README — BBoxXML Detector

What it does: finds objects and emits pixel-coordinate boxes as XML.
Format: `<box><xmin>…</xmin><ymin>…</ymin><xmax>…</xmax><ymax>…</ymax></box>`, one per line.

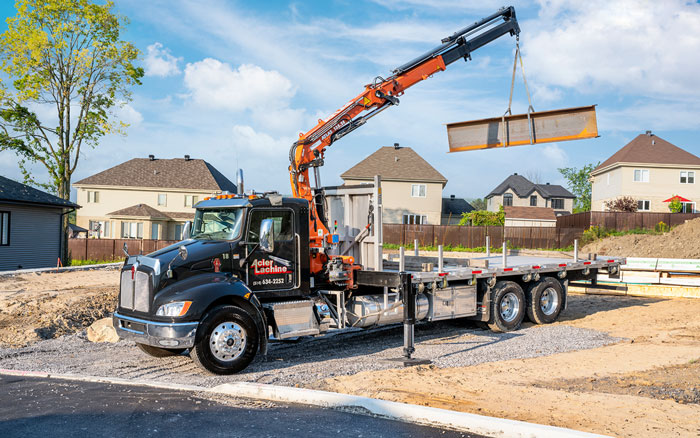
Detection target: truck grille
<box><xmin>120</xmin><ymin>270</ymin><xmax>151</xmax><ymax>312</ymax></box>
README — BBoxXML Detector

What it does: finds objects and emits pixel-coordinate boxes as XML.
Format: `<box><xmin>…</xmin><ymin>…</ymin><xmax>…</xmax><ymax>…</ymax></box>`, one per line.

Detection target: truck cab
<box><xmin>113</xmin><ymin>194</ymin><xmax>313</xmax><ymax>374</ymax></box>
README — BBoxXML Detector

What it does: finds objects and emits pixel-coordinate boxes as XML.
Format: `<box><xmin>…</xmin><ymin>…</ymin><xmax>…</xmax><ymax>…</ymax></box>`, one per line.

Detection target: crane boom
<box><xmin>290</xmin><ymin>6</ymin><xmax>520</xmax><ymax>275</ymax></box>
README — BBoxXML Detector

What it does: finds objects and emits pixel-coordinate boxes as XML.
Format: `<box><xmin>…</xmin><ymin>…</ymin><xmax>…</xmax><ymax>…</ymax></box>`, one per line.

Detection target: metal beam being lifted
<box><xmin>446</xmin><ymin>105</ymin><xmax>598</xmax><ymax>152</ymax></box>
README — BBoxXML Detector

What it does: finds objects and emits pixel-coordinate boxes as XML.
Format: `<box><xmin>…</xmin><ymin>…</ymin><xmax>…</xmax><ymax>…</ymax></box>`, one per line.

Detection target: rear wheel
<box><xmin>526</xmin><ymin>277</ymin><xmax>564</xmax><ymax>324</ymax></box>
<box><xmin>136</xmin><ymin>343</ymin><xmax>186</xmax><ymax>357</ymax></box>
<box><xmin>190</xmin><ymin>305</ymin><xmax>259</xmax><ymax>375</ymax></box>
<box><xmin>487</xmin><ymin>281</ymin><xmax>526</xmax><ymax>332</ymax></box>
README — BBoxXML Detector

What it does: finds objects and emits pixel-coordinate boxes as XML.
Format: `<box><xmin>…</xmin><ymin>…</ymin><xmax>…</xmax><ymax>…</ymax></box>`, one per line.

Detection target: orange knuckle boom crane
<box><xmin>289</xmin><ymin>6</ymin><xmax>520</xmax><ymax>279</ymax></box>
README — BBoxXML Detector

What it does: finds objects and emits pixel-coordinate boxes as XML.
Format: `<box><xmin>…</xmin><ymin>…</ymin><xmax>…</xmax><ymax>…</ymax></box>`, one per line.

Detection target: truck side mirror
<box><xmin>259</xmin><ymin>219</ymin><xmax>275</xmax><ymax>253</ymax></box>
<box><xmin>182</xmin><ymin>221</ymin><xmax>192</xmax><ymax>240</ymax></box>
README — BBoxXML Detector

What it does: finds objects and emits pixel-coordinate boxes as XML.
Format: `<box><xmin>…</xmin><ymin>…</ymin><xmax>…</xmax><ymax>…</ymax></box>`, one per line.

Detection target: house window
<box><xmin>174</xmin><ymin>223</ymin><xmax>183</xmax><ymax>240</ymax></box>
<box><xmin>184</xmin><ymin>195</ymin><xmax>199</xmax><ymax>207</ymax></box>
<box><xmin>530</xmin><ymin>195</ymin><xmax>537</xmax><ymax>206</ymax></box>
<box><xmin>0</xmin><ymin>211</ymin><xmax>9</xmax><ymax>246</ymax></box>
<box><xmin>158</xmin><ymin>193</ymin><xmax>167</xmax><ymax>206</ymax></box>
<box><xmin>503</xmin><ymin>193</ymin><xmax>513</xmax><ymax>206</ymax></box>
<box><xmin>637</xmin><ymin>200</ymin><xmax>650</xmax><ymax>211</ymax></box>
<box><xmin>121</xmin><ymin>222</ymin><xmax>143</xmax><ymax>239</ymax></box>
<box><xmin>151</xmin><ymin>223</ymin><xmax>160</xmax><ymax>240</ymax></box>
<box><xmin>403</xmin><ymin>214</ymin><xmax>427</xmax><ymax>225</ymax></box>
<box><xmin>87</xmin><ymin>191</ymin><xmax>99</xmax><ymax>203</ymax></box>
<box><xmin>551</xmin><ymin>198</ymin><xmax>564</xmax><ymax>209</ymax></box>
<box><xmin>411</xmin><ymin>184</ymin><xmax>426</xmax><ymax>198</ymax></box>
<box><xmin>682</xmin><ymin>202</ymin><xmax>696</xmax><ymax>213</ymax></box>
<box><xmin>633</xmin><ymin>169</ymin><xmax>649</xmax><ymax>182</ymax></box>
<box><xmin>680</xmin><ymin>171</ymin><xmax>695</xmax><ymax>184</ymax></box>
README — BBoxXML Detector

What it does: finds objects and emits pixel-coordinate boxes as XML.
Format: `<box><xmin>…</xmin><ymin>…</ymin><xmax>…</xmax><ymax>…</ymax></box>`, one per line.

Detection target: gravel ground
<box><xmin>0</xmin><ymin>320</ymin><xmax>621</xmax><ymax>388</ymax></box>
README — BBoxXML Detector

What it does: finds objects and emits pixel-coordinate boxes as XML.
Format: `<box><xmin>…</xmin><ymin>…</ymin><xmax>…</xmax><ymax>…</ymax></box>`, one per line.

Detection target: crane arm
<box><xmin>289</xmin><ymin>6</ymin><xmax>520</xmax><ymax>272</ymax></box>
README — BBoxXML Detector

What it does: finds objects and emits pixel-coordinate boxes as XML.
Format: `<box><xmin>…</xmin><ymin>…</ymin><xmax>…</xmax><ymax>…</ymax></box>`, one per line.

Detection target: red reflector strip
<box><xmin>438</xmin><ymin>272</ymin><xmax>448</xmax><ymax>277</ymax></box>
<box><xmin>607</xmin><ymin>259</ymin><xmax>615</xmax><ymax>263</ymax></box>
<box><xmin>503</xmin><ymin>268</ymin><xmax>513</xmax><ymax>272</ymax></box>
<box><xmin>559</xmin><ymin>263</ymin><xmax>567</xmax><ymax>267</ymax></box>
<box><xmin>584</xmin><ymin>261</ymin><xmax>591</xmax><ymax>265</ymax></box>
<box><xmin>532</xmin><ymin>266</ymin><xmax>540</xmax><ymax>269</ymax></box>
<box><xmin>472</xmin><ymin>270</ymin><xmax>482</xmax><ymax>274</ymax></box>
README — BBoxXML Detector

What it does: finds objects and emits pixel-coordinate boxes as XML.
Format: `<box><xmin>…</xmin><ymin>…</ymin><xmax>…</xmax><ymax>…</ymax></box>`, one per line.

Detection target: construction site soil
<box><xmin>1</xmin><ymin>268</ymin><xmax>699</xmax><ymax>437</ymax></box>
<box><xmin>582</xmin><ymin>216</ymin><xmax>700</xmax><ymax>259</ymax></box>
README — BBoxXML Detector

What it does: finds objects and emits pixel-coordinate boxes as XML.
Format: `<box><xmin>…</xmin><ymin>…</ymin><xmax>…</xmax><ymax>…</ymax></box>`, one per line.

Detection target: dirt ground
<box><xmin>2</xmin><ymin>269</ymin><xmax>700</xmax><ymax>437</ymax></box>
<box><xmin>0</xmin><ymin>269</ymin><xmax>119</xmax><ymax>348</ymax></box>
<box><xmin>582</xmin><ymin>217</ymin><xmax>700</xmax><ymax>259</ymax></box>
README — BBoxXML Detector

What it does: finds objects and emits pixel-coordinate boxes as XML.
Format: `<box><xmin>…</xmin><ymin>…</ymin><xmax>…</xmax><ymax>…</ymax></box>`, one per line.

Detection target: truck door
<box><xmin>245</xmin><ymin>208</ymin><xmax>298</xmax><ymax>291</ymax></box>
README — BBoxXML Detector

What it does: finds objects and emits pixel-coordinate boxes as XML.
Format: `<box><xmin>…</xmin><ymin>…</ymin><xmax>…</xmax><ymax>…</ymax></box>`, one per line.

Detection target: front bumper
<box><xmin>113</xmin><ymin>312</ymin><xmax>198</xmax><ymax>349</ymax></box>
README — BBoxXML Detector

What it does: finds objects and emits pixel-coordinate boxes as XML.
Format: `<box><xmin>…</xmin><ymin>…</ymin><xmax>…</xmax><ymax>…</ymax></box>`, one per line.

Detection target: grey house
<box><xmin>486</xmin><ymin>173</ymin><xmax>576</xmax><ymax>216</ymax></box>
<box><xmin>0</xmin><ymin>176</ymin><xmax>79</xmax><ymax>271</ymax></box>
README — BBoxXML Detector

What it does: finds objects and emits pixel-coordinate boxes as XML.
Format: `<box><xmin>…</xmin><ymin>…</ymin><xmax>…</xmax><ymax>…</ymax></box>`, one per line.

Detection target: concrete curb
<box><xmin>0</xmin><ymin>369</ymin><xmax>608</xmax><ymax>438</ymax></box>
<box><xmin>0</xmin><ymin>262</ymin><xmax>121</xmax><ymax>276</ymax></box>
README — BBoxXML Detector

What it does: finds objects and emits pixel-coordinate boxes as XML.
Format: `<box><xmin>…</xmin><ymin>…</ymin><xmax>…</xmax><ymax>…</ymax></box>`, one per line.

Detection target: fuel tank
<box><xmin>345</xmin><ymin>293</ymin><xmax>429</xmax><ymax>328</ymax></box>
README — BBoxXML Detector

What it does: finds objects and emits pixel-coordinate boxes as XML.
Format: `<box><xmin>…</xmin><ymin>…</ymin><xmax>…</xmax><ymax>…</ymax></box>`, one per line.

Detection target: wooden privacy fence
<box><xmin>384</xmin><ymin>224</ymin><xmax>584</xmax><ymax>249</ymax></box>
<box><xmin>557</xmin><ymin>211</ymin><xmax>700</xmax><ymax>230</ymax></box>
<box><xmin>68</xmin><ymin>238</ymin><xmax>178</xmax><ymax>261</ymax></box>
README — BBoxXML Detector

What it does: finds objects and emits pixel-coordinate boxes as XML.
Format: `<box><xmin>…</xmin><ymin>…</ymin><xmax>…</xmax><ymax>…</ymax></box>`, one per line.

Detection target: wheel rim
<box><xmin>500</xmin><ymin>292</ymin><xmax>520</xmax><ymax>322</ymax></box>
<box><xmin>540</xmin><ymin>287</ymin><xmax>559</xmax><ymax>315</ymax></box>
<box><xmin>209</xmin><ymin>321</ymin><xmax>247</xmax><ymax>362</ymax></box>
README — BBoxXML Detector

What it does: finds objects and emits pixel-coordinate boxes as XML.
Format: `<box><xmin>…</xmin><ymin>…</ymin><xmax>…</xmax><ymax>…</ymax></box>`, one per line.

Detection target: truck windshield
<box><xmin>191</xmin><ymin>208</ymin><xmax>244</xmax><ymax>241</ymax></box>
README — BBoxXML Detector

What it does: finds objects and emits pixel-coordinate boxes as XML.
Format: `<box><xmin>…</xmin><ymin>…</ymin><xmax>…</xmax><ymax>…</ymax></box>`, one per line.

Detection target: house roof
<box><xmin>341</xmin><ymin>146</ymin><xmax>447</xmax><ymax>185</ymax></box>
<box><xmin>486</xmin><ymin>174</ymin><xmax>575</xmax><ymax>199</ymax></box>
<box><xmin>68</xmin><ymin>223</ymin><xmax>88</xmax><ymax>233</ymax></box>
<box><xmin>73</xmin><ymin>157</ymin><xmax>237</xmax><ymax>192</ymax></box>
<box><xmin>0</xmin><ymin>175</ymin><xmax>79</xmax><ymax>209</ymax></box>
<box><xmin>504</xmin><ymin>206</ymin><xmax>556</xmax><ymax>221</ymax></box>
<box><xmin>442</xmin><ymin>196</ymin><xmax>474</xmax><ymax>216</ymax></box>
<box><xmin>107</xmin><ymin>204</ymin><xmax>195</xmax><ymax>221</ymax></box>
<box><xmin>594</xmin><ymin>132</ymin><xmax>700</xmax><ymax>174</ymax></box>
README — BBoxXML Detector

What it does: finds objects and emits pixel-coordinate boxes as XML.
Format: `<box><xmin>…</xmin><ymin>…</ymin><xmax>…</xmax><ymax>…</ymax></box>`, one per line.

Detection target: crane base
<box><xmin>383</xmin><ymin>357</ymin><xmax>432</xmax><ymax>367</ymax></box>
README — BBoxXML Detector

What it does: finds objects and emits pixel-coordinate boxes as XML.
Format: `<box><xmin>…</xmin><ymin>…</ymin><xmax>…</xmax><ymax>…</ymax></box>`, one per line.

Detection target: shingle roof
<box><xmin>594</xmin><ymin>133</ymin><xmax>700</xmax><ymax>173</ymax></box>
<box><xmin>341</xmin><ymin>146</ymin><xmax>447</xmax><ymax>185</ymax></box>
<box><xmin>486</xmin><ymin>174</ymin><xmax>575</xmax><ymax>199</ymax></box>
<box><xmin>0</xmin><ymin>175</ymin><xmax>79</xmax><ymax>208</ymax></box>
<box><xmin>442</xmin><ymin>197</ymin><xmax>474</xmax><ymax>215</ymax></box>
<box><xmin>106</xmin><ymin>204</ymin><xmax>195</xmax><ymax>221</ymax></box>
<box><xmin>73</xmin><ymin>157</ymin><xmax>237</xmax><ymax>191</ymax></box>
<box><xmin>504</xmin><ymin>206</ymin><xmax>556</xmax><ymax>221</ymax></box>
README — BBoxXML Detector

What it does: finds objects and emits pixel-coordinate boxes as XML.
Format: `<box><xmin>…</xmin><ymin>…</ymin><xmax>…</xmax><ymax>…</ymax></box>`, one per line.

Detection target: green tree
<box><xmin>459</xmin><ymin>206</ymin><xmax>504</xmax><ymax>226</ymax></box>
<box><xmin>468</xmin><ymin>197</ymin><xmax>487</xmax><ymax>211</ymax></box>
<box><xmin>0</xmin><ymin>0</ymin><xmax>143</xmax><ymax>262</ymax></box>
<box><xmin>558</xmin><ymin>162</ymin><xmax>600</xmax><ymax>212</ymax></box>
<box><xmin>668</xmin><ymin>196</ymin><xmax>683</xmax><ymax>213</ymax></box>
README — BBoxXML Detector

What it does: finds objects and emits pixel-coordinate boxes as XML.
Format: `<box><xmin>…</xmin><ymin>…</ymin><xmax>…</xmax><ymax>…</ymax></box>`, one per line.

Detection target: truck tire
<box><xmin>136</xmin><ymin>343</ymin><xmax>186</xmax><ymax>357</ymax></box>
<box><xmin>487</xmin><ymin>281</ymin><xmax>526</xmax><ymax>332</ymax></box>
<box><xmin>526</xmin><ymin>277</ymin><xmax>564</xmax><ymax>324</ymax></box>
<box><xmin>190</xmin><ymin>305</ymin><xmax>259</xmax><ymax>375</ymax></box>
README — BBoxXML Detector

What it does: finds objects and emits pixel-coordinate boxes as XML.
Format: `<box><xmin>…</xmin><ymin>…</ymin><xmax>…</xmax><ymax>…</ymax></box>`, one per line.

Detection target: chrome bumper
<box><xmin>113</xmin><ymin>312</ymin><xmax>198</xmax><ymax>349</ymax></box>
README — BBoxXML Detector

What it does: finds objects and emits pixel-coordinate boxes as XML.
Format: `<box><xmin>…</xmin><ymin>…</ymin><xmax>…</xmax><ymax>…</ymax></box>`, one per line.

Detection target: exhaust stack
<box><xmin>236</xmin><ymin>169</ymin><xmax>244</xmax><ymax>195</ymax></box>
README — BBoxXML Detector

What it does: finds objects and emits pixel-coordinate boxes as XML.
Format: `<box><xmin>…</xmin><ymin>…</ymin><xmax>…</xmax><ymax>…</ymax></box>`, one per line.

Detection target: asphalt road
<box><xmin>0</xmin><ymin>374</ymin><xmax>483</xmax><ymax>438</ymax></box>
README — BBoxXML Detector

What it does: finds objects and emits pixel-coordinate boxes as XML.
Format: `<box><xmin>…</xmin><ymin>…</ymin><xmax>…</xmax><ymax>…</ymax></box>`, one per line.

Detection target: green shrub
<box><xmin>459</xmin><ymin>206</ymin><xmax>505</xmax><ymax>226</ymax></box>
<box><xmin>654</xmin><ymin>221</ymin><xmax>669</xmax><ymax>233</ymax></box>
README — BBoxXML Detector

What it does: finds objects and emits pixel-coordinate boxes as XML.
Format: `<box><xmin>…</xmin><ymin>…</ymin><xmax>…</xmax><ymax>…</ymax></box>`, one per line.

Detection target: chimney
<box><xmin>450</xmin><ymin>194</ymin><xmax>455</xmax><ymax>199</ymax></box>
<box><xmin>148</xmin><ymin>154</ymin><xmax>155</xmax><ymax>161</ymax></box>
<box><xmin>646</xmin><ymin>130</ymin><xmax>652</xmax><ymax>136</ymax></box>
<box><xmin>394</xmin><ymin>142</ymin><xmax>400</xmax><ymax>149</ymax></box>
<box><xmin>514</xmin><ymin>172</ymin><xmax>518</xmax><ymax>175</ymax></box>
<box><xmin>546</xmin><ymin>182</ymin><xmax>550</xmax><ymax>185</ymax></box>
<box><xmin>184</xmin><ymin>155</ymin><xmax>191</xmax><ymax>161</ymax></box>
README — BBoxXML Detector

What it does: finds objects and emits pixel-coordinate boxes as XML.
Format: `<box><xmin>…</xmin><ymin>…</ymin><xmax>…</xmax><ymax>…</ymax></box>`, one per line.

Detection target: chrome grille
<box><xmin>120</xmin><ymin>271</ymin><xmax>134</xmax><ymax>309</ymax></box>
<box><xmin>134</xmin><ymin>271</ymin><xmax>150</xmax><ymax>312</ymax></box>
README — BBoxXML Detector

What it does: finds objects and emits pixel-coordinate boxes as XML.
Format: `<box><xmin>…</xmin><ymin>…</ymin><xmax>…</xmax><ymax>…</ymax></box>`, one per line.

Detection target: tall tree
<box><xmin>0</xmin><ymin>0</ymin><xmax>142</xmax><ymax>262</ymax></box>
<box><xmin>468</xmin><ymin>197</ymin><xmax>487</xmax><ymax>211</ymax></box>
<box><xmin>558</xmin><ymin>162</ymin><xmax>599</xmax><ymax>213</ymax></box>
<box><xmin>0</xmin><ymin>0</ymin><xmax>142</xmax><ymax>197</ymax></box>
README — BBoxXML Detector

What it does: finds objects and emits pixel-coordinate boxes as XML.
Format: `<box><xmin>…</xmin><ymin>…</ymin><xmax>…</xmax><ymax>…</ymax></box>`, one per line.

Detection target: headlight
<box><xmin>156</xmin><ymin>301</ymin><xmax>192</xmax><ymax>317</ymax></box>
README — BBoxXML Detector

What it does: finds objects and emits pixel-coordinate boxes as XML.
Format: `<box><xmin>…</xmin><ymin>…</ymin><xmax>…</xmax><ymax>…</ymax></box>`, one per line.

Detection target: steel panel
<box><xmin>446</xmin><ymin>105</ymin><xmax>598</xmax><ymax>152</ymax></box>
<box><xmin>120</xmin><ymin>271</ymin><xmax>134</xmax><ymax>309</ymax></box>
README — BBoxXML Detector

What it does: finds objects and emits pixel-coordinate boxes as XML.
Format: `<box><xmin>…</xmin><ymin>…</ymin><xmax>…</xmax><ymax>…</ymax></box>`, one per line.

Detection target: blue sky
<box><xmin>1</xmin><ymin>0</ymin><xmax>700</xmax><ymax>201</ymax></box>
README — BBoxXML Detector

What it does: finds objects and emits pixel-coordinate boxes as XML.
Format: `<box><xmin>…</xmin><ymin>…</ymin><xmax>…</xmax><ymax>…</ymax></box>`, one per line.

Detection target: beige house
<box><xmin>73</xmin><ymin>155</ymin><xmax>237</xmax><ymax>240</ymax></box>
<box><xmin>504</xmin><ymin>206</ymin><xmax>557</xmax><ymax>227</ymax></box>
<box><xmin>341</xmin><ymin>144</ymin><xmax>447</xmax><ymax>225</ymax></box>
<box><xmin>591</xmin><ymin>132</ymin><xmax>700</xmax><ymax>213</ymax></box>
<box><xmin>486</xmin><ymin>173</ymin><xmax>575</xmax><ymax>215</ymax></box>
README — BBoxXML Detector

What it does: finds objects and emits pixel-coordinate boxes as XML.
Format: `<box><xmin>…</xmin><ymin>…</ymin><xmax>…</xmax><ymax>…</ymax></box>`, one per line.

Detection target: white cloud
<box><xmin>230</xmin><ymin>125</ymin><xmax>293</xmax><ymax>158</ymax></box>
<box><xmin>523</xmin><ymin>0</ymin><xmax>700</xmax><ymax>99</ymax></box>
<box><xmin>113</xmin><ymin>103</ymin><xmax>143</xmax><ymax>126</ymax></box>
<box><xmin>144</xmin><ymin>42</ymin><xmax>182</xmax><ymax>77</ymax></box>
<box><xmin>539</xmin><ymin>143</ymin><xmax>568</xmax><ymax>167</ymax></box>
<box><xmin>183</xmin><ymin>59</ymin><xmax>296</xmax><ymax>112</ymax></box>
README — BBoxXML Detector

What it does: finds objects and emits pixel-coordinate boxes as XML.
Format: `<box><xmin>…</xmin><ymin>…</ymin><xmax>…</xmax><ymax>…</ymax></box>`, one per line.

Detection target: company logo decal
<box><xmin>251</xmin><ymin>259</ymin><xmax>291</xmax><ymax>275</ymax></box>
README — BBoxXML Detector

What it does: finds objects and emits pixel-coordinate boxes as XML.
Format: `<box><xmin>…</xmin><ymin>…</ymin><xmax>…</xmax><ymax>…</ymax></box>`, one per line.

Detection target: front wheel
<box><xmin>487</xmin><ymin>281</ymin><xmax>526</xmax><ymax>333</ymax></box>
<box><xmin>190</xmin><ymin>305</ymin><xmax>259</xmax><ymax>375</ymax></box>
